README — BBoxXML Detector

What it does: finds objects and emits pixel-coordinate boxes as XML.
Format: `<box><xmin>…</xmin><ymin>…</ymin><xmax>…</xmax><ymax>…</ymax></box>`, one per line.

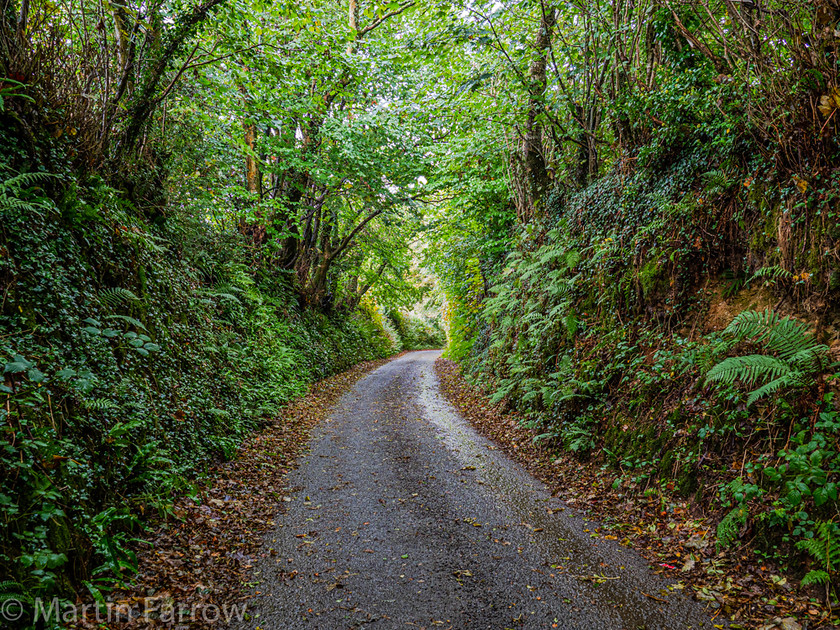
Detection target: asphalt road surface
<box><xmin>234</xmin><ymin>351</ymin><xmax>718</xmax><ymax>630</ymax></box>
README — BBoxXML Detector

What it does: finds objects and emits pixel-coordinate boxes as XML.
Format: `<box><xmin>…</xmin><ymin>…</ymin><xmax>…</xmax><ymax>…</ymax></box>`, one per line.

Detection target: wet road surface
<box><xmin>235</xmin><ymin>351</ymin><xmax>718</xmax><ymax>629</ymax></box>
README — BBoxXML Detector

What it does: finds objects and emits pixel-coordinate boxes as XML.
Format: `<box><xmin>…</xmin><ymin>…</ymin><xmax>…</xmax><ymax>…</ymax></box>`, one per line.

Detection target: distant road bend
<box><xmin>234</xmin><ymin>351</ymin><xmax>717</xmax><ymax>630</ymax></box>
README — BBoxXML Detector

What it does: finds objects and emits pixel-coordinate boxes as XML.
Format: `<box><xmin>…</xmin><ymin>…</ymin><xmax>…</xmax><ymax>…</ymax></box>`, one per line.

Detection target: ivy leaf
<box><xmin>4</xmin><ymin>355</ymin><xmax>33</xmax><ymax>373</ymax></box>
<box><xmin>27</xmin><ymin>368</ymin><xmax>46</xmax><ymax>384</ymax></box>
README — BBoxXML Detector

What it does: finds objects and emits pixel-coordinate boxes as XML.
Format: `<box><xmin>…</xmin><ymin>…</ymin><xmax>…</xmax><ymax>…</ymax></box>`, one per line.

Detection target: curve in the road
<box><xmin>234</xmin><ymin>351</ymin><xmax>719</xmax><ymax>630</ymax></box>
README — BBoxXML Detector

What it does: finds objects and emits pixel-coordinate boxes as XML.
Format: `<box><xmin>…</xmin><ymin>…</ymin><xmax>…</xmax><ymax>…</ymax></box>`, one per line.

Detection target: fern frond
<box><xmin>796</xmin><ymin>521</ymin><xmax>840</xmax><ymax>586</ymax></box>
<box><xmin>198</xmin><ymin>290</ymin><xmax>242</xmax><ymax>305</ymax></box>
<box><xmin>764</xmin><ymin>317</ymin><xmax>817</xmax><ymax>360</ymax></box>
<box><xmin>788</xmin><ymin>344</ymin><xmax>831</xmax><ymax>373</ymax></box>
<box><xmin>564</xmin><ymin>312</ymin><xmax>579</xmax><ymax>337</ymax></box>
<box><xmin>0</xmin><ymin>580</ymin><xmax>30</xmax><ymax>604</ymax></box>
<box><xmin>223</xmin><ymin>265</ymin><xmax>255</xmax><ymax>289</ymax></box>
<box><xmin>750</xmin><ymin>265</ymin><xmax>793</xmax><ymax>284</ymax></box>
<box><xmin>746</xmin><ymin>373</ymin><xmax>803</xmax><ymax>405</ymax></box>
<box><xmin>212</xmin><ymin>283</ymin><xmax>243</xmax><ymax>295</ymax></box>
<box><xmin>0</xmin><ymin>171</ymin><xmax>55</xmax><ymax>192</ymax></box>
<box><xmin>716</xmin><ymin>505</ymin><xmax>747</xmax><ymax>551</ymax></box>
<box><xmin>709</xmin><ymin>309</ymin><xmax>828</xmax><ymax>405</ymax></box>
<box><xmin>705</xmin><ymin>354</ymin><xmax>791</xmax><ymax>386</ymax></box>
<box><xmin>803</xmin><ymin>521</ymin><xmax>840</xmax><ymax>565</ymax></box>
<box><xmin>564</xmin><ymin>423</ymin><xmax>596</xmax><ymax>452</ymax></box>
<box><xmin>0</xmin><ymin>172</ymin><xmax>57</xmax><ymax>219</ymax></box>
<box><xmin>701</xmin><ymin>169</ymin><xmax>731</xmax><ymax>197</ymax></box>
<box><xmin>800</xmin><ymin>569</ymin><xmax>830</xmax><ymax>586</ymax></box>
<box><xmin>0</xmin><ymin>196</ymin><xmax>39</xmax><ymax>211</ymax></box>
<box><xmin>81</xmin><ymin>398</ymin><xmax>119</xmax><ymax>411</ymax></box>
<box><xmin>122</xmin><ymin>229</ymin><xmax>168</xmax><ymax>253</ymax></box>
<box><xmin>723</xmin><ymin>308</ymin><xmax>780</xmax><ymax>344</ymax></box>
<box><xmin>681</xmin><ymin>338</ymin><xmax>727</xmax><ymax>373</ymax></box>
<box><xmin>98</xmin><ymin>287</ymin><xmax>141</xmax><ymax>309</ymax></box>
<box><xmin>538</xmin><ymin>245</ymin><xmax>564</xmax><ymax>265</ymax></box>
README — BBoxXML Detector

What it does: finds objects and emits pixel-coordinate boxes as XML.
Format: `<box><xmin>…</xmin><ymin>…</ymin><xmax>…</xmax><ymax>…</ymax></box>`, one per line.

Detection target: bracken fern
<box><xmin>750</xmin><ymin>265</ymin><xmax>794</xmax><ymax>285</ymax></box>
<box><xmin>716</xmin><ymin>504</ymin><xmax>748</xmax><ymax>551</ymax></box>
<box><xmin>796</xmin><ymin>520</ymin><xmax>840</xmax><ymax>601</ymax></box>
<box><xmin>705</xmin><ymin>309</ymin><xmax>831</xmax><ymax>406</ymax></box>
<box><xmin>98</xmin><ymin>287</ymin><xmax>141</xmax><ymax>309</ymax></box>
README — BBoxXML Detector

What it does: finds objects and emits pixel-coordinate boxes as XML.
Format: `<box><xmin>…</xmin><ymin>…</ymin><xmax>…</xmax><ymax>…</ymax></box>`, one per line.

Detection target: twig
<box><xmin>568</xmin><ymin>573</ymin><xmax>621</xmax><ymax>581</ymax></box>
<box><xmin>357</xmin><ymin>1</ymin><xmax>415</xmax><ymax>38</ymax></box>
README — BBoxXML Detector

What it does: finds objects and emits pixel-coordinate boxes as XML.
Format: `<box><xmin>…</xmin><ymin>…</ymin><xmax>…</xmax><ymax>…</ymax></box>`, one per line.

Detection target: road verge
<box><xmin>71</xmin><ymin>357</ymin><xmax>392</xmax><ymax>629</ymax></box>
<box><xmin>435</xmin><ymin>357</ymin><xmax>832</xmax><ymax>630</ymax></box>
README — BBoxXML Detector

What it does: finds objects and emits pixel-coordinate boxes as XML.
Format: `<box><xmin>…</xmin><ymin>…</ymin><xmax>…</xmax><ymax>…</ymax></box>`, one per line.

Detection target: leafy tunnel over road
<box><xmin>234</xmin><ymin>351</ymin><xmax>718</xmax><ymax>629</ymax></box>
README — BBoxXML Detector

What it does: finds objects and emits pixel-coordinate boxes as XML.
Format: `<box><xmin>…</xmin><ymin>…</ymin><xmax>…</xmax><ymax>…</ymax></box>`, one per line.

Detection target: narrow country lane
<box><xmin>235</xmin><ymin>351</ymin><xmax>718</xmax><ymax>630</ymax></box>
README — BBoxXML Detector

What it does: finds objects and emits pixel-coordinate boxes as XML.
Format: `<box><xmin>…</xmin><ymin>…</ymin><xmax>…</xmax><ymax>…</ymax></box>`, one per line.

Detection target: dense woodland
<box><xmin>1</xmin><ymin>0</ymin><xmax>840</xmax><ymax>625</ymax></box>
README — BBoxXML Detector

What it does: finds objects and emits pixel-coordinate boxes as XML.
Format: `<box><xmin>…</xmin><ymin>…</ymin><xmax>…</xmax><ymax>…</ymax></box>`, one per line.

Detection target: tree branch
<box><xmin>331</xmin><ymin>209</ymin><xmax>384</xmax><ymax>261</ymax></box>
<box><xmin>357</xmin><ymin>1</ymin><xmax>415</xmax><ymax>38</ymax></box>
<box><xmin>116</xmin><ymin>0</ymin><xmax>229</xmax><ymax>158</ymax></box>
<box><xmin>154</xmin><ymin>43</ymin><xmax>263</xmax><ymax>106</ymax></box>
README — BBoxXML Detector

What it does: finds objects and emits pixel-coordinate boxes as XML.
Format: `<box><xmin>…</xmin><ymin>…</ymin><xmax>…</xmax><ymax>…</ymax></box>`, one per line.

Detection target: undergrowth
<box><xmin>0</xmin><ymin>172</ymin><xmax>398</xmax><ymax>612</ymax></box>
<box><xmin>448</xmin><ymin>133</ymin><xmax>840</xmax><ymax>603</ymax></box>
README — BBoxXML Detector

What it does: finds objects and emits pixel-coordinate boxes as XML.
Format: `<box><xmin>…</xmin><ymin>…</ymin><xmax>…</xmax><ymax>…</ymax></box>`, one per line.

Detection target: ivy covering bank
<box><xmin>0</xmin><ymin>172</ymin><xmax>401</xmax><ymax>600</ymax></box>
<box><xmin>1</xmin><ymin>0</ymin><xmax>449</xmax><ymax>610</ymax></box>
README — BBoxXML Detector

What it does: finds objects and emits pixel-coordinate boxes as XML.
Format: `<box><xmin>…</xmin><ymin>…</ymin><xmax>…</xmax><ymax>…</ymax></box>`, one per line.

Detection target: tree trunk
<box><xmin>110</xmin><ymin>2</ymin><xmax>129</xmax><ymax>73</ymax></box>
<box><xmin>522</xmin><ymin>3</ymin><xmax>556</xmax><ymax>221</ymax></box>
<box><xmin>343</xmin><ymin>262</ymin><xmax>387</xmax><ymax>311</ymax></box>
<box><xmin>16</xmin><ymin>0</ymin><xmax>29</xmax><ymax>39</ymax></box>
<box><xmin>117</xmin><ymin>0</ymin><xmax>229</xmax><ymax>158</ymax></box>
<box><xmin>243</xmin><ymin>122</ymin><xmax>260</xmax><ymax>195</ymax></box>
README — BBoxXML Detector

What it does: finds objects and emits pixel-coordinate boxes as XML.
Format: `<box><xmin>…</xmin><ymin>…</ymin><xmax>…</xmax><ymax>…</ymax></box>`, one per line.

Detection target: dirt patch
<box><xmin>435</xmin><ymin>358</ymin><xmax>839</xmax><ymax>630</ymax></box>
<box><xmin>704</xmin><ymin>281</ymin><xmax>775</xmax><ymax>333</ymax></box>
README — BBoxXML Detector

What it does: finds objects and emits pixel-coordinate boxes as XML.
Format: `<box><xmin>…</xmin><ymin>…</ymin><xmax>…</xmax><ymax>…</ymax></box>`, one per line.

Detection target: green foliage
<box><xmin>0</xmin><ymin>173</ymin><xmax>396</xmax><ymax>604</ymax></box>
<box><xmin>0</xmin><ymin>172</ymin><xmax>55</xmax><ymax>214</ymax></box>
<box><xmin>0</xmin><ymin>79</ymin><xmax>34</xmax><ymax>112</ymax></box>
<box><xmin>717</xmin><ymin>505</ymin><xmax>748</xmax><ymax>552</ymax></box>
<box><xmin>563</xmin><ymin>419</ymin><xmax>597</xmax><ymax>454</ymax></box>
<box><xmin>763</xmin><ymin>405</ymin><xmax>840</xmax><ymax>514</ymax></box>
<box><xmin>4</xmin><ymin>0</ymin><xmax>839</xmax><ymax>610</ymax></box>
<box><xmin>432</xmin><ymin>33</ymin><xmax>840</xmax><ymax>584</ymax></box>
<box><xmin>751</xmin><ymin>265</ymin><xmax>794</xmax><ymax>285</ymax></box>
<box><xmin>97</xmin><ymin>288</ymin><xmax>141</xmax><ymax>310</ymax></box>
<box><xmin>705</xmin><ymin>309</ymin><xmax>832</xmax><ymax>406</ymax></box>
<box><xmin>86</xmin><ymin>508</ymin><xmax>143</xmax><ymax>587</ymax></box>
<box><xmin>386</xmin><ymin>309</ymin><xmax>445</xmax><ymax>351</ymax></box>
<box><xmin>796</xmin><ymin>520</ymin><xmax>840</xmax><ymax>599</ymax></box>
<box><xmin>0</xmin><ymin>580</ymin><xmax>31</xmax><ymax>623</ymax></box>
